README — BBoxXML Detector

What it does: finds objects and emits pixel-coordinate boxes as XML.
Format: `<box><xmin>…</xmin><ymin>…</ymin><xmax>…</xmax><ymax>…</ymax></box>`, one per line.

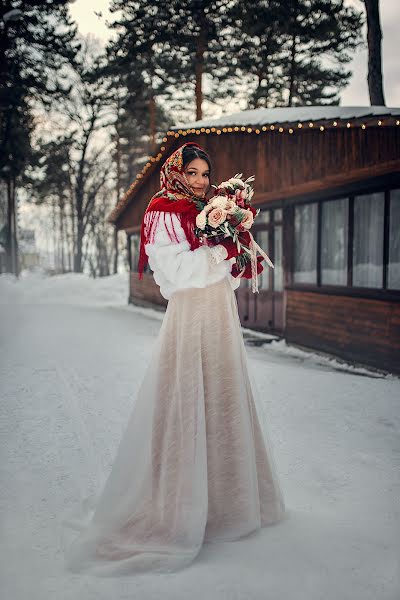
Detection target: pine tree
<box><xmin>0</xmin><ymin>1</ymin><xmax>79</xmax><ymax>274</ymax></box>
<box><xmin>282</xmin><ymin>0</ymin><xmax>364</xmax><ymax>106</ymax></box>
<box><xmin>235</xmin><ymin>0</ymin><xmax>363</xmax><ymax>108</ymax></box>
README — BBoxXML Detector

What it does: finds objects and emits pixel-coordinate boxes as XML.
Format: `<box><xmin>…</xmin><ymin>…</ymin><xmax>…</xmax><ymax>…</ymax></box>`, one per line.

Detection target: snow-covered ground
<box><xmin>1</xmin><ymin>269</ymin><xmax>399</xmax><ymax>600</ymax></box>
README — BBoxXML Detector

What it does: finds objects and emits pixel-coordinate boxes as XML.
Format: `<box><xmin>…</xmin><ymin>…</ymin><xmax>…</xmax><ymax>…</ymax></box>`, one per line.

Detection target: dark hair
<box><xmin>182</xmin><ymin>145</ymin><xmax>212</xmax><ymax>178</ymax></box>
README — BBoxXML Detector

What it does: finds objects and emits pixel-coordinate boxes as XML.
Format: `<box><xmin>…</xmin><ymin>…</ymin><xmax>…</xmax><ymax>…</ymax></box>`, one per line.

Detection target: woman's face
<box><xmin>184</xmin><ymin>158</ymin><xmax>210</xmax><ymax>197</ymax></box>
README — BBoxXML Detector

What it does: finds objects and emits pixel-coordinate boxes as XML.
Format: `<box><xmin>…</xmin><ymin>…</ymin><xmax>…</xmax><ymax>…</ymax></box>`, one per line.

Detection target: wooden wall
<box><xmin>129</xmin><ymin>272</ymin><xmax>167</xmax><ymax>309</ymax></box>
<box><xmin>116</xmin><ymin>126</ymin><xmax>400</xmax><ymax>229</ymax></box>
<box><xmin>286</xmin><ymin>290</ymin><xmax>400</xmax><ymax>374</ymax></box>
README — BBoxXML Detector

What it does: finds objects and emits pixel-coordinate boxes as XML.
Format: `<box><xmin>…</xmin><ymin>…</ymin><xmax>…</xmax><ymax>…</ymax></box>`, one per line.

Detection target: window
<box><xmin>353</xmin><ymin>193</ymin><xmax>384</xmax><ymax>288</ymax></box>
<box><xmin>257</xmin><ymin>209</ymin><xmax>270</xmax><ymax>224</ymax></box>
<box><xmin>257</xmin><ymin>229</ymin><xmax>270</xmax><ymax>289</ymax></box>
<box><xmin>274</xmin><ymin>225</ymin><xmax>283</xmax><ymax>291</ymax></box>
<box><xmin>321</xmin><ymin>198</ymin><xmax>348</xmax><ymax>285</ymax></box>
<box><xmin>388</xmin><ymin>189</ymin><xmax>400</xmax><ymax>290</ymax></box>
<box><xmin>294</xmin><ymin>203</ymin><xmax>317</xmax><ymax>283</ymax></box>
<box><xmin>130</xmin><ymin>233</ymin><xmax>140</xmax><ymax>272</ymax></box>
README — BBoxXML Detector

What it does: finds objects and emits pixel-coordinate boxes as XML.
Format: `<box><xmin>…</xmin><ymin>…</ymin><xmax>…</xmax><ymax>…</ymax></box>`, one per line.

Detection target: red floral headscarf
<box><xmin>137</xmin><ymin>142</ymin><xmax>208</xmax><ymax>279</ymax></box>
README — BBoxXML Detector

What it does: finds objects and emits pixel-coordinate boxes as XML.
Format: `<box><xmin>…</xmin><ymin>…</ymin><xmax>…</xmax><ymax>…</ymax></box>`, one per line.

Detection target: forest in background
<box><xmin>1</xmin><ymin>0</ymin><xmax>385</xmax><ymax>277</ymax></box>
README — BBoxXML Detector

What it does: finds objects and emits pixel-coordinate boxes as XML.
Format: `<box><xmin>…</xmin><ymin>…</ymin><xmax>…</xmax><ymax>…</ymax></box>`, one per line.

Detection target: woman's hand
<box><xmin>217</xmin><ymin>237</ymin><xmax>242</xmax><ymax>260</ymax></box>
<box><xmin>231</xmin><ymin>255</ymin><xmax>264</xmax><ymax>279</ymax></box>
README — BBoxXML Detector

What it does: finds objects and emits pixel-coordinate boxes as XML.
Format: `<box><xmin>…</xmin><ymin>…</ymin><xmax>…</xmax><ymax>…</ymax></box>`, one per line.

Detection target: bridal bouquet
<box><xmin>193</xmin><ymin>174</ymin><xmax>274</xmax><ymax>293</ymax></box>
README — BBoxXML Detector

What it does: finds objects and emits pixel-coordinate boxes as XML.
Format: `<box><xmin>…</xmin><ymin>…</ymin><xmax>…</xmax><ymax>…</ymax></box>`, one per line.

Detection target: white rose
<box><xmin>196</xmin><ymin>210</ymin><xmax>207</xmax><ymax>230</ymax></box>
<box><xmin>209</xmin><ymin>195</ymin><xmax>229</xmax><ymax>209</ymax></box>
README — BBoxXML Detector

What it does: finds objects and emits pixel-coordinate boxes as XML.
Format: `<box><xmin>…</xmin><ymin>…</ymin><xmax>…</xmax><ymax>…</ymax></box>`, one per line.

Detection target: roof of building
<box><xmin>174</xmin><ymin>105</ymin><xmax>400</xmax><ymax>129</ymax></box>
<box><xmin>108</xmin><ymin>105</ymin><xmax>400</xmax><ymax>224</ymax></box>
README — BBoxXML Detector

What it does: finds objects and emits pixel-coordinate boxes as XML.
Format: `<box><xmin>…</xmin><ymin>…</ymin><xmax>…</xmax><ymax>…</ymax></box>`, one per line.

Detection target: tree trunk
<box><xmin>114</xmin><ymin>100</ymin><xmax>122</xmax><ymax>274</ymax></box>
<box><xmin>287</xmin><ymin>33</ymin><xmax>297</xmax><ymax>107</ymax></box>
<box><xmin>195</xmin><ymin>10</ymin><xmax>208</xmax><ymax>120</ymax></box>
<box><xmin>149</xmin><ymin>92</ymin><xmax>156</xmax><ymax>153</ymax></box>
<box><xmin>364</xmin><ymin>0</ymin><xmax>385</xmax><ymax>105</ymax></box>
<box><xmin>5</xmin><ymin>176</ymin><xmax>19</xmax><ymax>276</ymax></box>
<box><xmin>59</xmin><ymin>193</ymin><xmax>66</xmax><ymax>273</ymax></box>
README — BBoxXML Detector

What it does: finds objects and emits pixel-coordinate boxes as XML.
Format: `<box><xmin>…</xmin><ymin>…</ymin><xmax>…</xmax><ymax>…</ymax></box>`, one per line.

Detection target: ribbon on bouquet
<box><xmin>247</xmin><ymin>231</ymin><xmax>274</xmax><ymax>294</ymax></box>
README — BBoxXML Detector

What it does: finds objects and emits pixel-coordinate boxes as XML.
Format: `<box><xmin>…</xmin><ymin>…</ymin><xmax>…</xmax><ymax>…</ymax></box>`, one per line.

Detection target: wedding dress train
<box><xmin>62</xmin><ymin>277</ymin><xmax>286</xmax><ymax>575</ymax></box>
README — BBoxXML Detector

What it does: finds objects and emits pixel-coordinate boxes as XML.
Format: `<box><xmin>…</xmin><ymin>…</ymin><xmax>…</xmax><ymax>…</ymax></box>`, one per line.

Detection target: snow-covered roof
<box><xmin>108</xmin><ymin>105</ymin><xmax>400</xmax><ymax>224</ymax></box>
<box><xmin>173</xmin><ymin>106</ymin><xmax>400</xmax><ymax>129</ymax></box>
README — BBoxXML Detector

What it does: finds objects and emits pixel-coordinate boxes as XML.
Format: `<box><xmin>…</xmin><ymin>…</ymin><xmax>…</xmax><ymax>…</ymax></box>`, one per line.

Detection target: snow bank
<box><xmin>0</xmin><ymin>268</ymin><xmax>129</xmax><ymax>307</ymax></box>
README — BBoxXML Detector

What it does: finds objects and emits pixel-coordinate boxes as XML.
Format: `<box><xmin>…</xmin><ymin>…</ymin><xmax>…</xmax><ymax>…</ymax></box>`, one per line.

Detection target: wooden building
<box><xmin>108</xmin><ymin>106</ymin><xmax>400</xmax><ymax>374</ymax></box>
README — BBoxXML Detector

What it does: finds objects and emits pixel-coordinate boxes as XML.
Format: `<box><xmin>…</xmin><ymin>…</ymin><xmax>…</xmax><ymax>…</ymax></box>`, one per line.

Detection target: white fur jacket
<box><xmin>144</xmin><ymin>211</ymin><xmax>241</xmax><ymax>300</ymax></box>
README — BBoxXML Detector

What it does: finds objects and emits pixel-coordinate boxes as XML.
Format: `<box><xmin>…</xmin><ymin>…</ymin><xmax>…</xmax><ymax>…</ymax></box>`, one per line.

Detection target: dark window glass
<box><xmin>258</xmin><ymin>229</ymin><xmax>270</xmax><ymax>289</ymax></box>
<box><xmin>388</xmin><ymin>189</ymin><xmax>400</xmax><ymax>290</ymax></box>
<box><xmin>294</xmin><ymin>203</ymin><xmax>317</xmax><ymax>283</ymax></box>
<box><xmin>274</xmin><ymin>225</ymin><xmax>283</xmax><ymax>291</ymax></box>
<box><xmin>257</xmin><ymin>209</ymin><xmax>270</xmax><ymax>224</ymax></box>
<box><xmin>353</xmin><ymin>193</ymin><xmax>384</xmax><ymax>288</ymax></box>
<box><xmin>321</xmin><ymin>198</ymin><xmax>348</xmax><ymax>285</ymax></box>
<box><xmin>130</xmin><ymin>233</ymin><xmax>140</xmax><ymax>272</ymax></box>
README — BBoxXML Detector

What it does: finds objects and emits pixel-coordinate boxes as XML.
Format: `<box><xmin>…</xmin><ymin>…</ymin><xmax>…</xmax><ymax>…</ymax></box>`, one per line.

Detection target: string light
<box><xmin>111</xmin><ymin>115</ymin><xmax>400</xmax><ymax>224</ymax></box>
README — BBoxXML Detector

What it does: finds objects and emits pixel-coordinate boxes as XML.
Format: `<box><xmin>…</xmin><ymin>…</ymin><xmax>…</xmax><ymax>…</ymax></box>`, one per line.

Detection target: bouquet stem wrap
<box><xmin>248</xmin><ymin>232</ymin><xmax>274</xmax><ymax>294</ymax></box>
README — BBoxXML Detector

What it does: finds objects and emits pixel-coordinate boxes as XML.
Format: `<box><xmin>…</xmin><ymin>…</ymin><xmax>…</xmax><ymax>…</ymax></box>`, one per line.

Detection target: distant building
<box><xmin>108</xmin><ymin>106</ymin><xmax>400</xmax><ymax>374</ymax></box>
<box><xmin>18</xmin><ymin>228</ymin><xmax>41</xmax><ymax>271</ymax></box>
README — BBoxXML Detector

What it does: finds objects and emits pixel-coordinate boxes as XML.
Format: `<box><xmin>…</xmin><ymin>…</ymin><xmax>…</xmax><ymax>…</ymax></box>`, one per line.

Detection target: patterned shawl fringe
<box><xmin>138</xmin><ymin>209</ymin><xmax>200</xmax><ymax>279</ymax></box>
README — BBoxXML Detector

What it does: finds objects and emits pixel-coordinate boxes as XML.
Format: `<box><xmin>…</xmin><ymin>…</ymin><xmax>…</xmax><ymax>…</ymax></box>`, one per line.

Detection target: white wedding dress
<box><xmin>62</xmin><ymin>213</ymin><xmax>286</xmax><ymax>575</ymax></box>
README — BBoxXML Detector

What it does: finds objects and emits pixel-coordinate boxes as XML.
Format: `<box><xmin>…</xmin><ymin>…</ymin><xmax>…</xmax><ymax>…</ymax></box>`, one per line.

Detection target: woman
<box><xmin>63</xmin><ymin>142</ymin><xmax>286</xmax><ymax>576</ymax></box>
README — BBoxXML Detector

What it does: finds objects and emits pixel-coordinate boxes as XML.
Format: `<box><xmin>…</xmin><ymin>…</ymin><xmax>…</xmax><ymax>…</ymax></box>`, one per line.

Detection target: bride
<box><xmin>62</xmin><ymin>141</ymin><xmax>286</xmax><ymax>576</ymax></box>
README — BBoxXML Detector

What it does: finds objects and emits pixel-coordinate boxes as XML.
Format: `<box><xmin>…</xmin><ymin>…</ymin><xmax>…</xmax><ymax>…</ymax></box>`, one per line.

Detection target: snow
<box><xmin>1</xmin><ymin>269</ymin><xmax>399</xmax><ymax>600</ymax></box>
<box><xmin>177</xmin><ymin>105</ymin><xmax>400</xmax><ymax>129</ymax></box>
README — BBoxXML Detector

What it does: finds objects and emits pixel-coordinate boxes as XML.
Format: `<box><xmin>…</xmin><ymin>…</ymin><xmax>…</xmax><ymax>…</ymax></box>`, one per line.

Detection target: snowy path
<box><xmin>0</xmin><ymin>271</ymin><xmax>399</xmax><ymax>599</ymax></box>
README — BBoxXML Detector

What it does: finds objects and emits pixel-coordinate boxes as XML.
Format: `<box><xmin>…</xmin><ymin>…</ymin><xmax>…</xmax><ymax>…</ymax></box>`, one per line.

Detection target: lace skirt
<box><xmin>62</xmin><ymin>276</ymin><xmax>286</xmax><ymax>575</ymax></box>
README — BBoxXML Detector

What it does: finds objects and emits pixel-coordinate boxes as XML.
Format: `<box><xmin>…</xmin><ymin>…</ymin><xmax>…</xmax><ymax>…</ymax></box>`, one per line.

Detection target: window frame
<box><xmin>287</xmin><ymin>184</ymin><xmax>400</xmax><ymax>301</ymax></box>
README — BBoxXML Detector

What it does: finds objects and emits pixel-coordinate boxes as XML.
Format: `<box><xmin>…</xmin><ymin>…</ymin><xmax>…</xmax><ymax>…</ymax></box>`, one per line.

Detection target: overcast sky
<box><xmin>68</xmin><ymin>0</ymin><xmax>400</xmax><ymax>109</ymax></box>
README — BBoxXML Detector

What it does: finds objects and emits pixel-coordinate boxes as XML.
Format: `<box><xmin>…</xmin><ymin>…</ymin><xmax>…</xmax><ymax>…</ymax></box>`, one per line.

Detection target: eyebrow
<box><xmin>186</xmin><ymin>167</ymin><xmax>210</xmax><ymax>172</ymax></box>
